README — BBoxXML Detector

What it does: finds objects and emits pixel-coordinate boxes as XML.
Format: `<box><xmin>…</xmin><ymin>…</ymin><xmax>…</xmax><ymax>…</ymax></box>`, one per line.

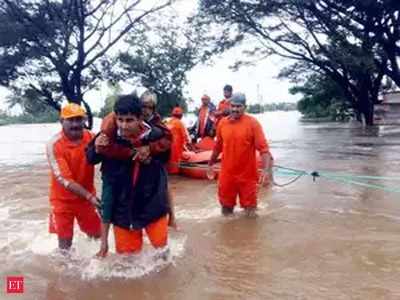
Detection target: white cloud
<box><xmin>185</xmin><ymin>47</ymin><xmax>299</xmax><ymax>108</ymax></box>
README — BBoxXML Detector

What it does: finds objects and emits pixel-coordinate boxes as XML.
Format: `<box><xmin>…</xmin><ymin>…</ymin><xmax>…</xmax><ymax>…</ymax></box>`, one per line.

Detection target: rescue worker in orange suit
<box><xmin>46</xmin><ymin>103</ymin><xmax>101</xmax><ymax>250</ymax></box>
<box><xmin>190</xmin><ymin>94</ymin><xmax>216</xmax><ymax>143</ymax></box>
<box><xmin>214</xmin><ymin>84</ymin><xmax>233</xmax><ymax>127</ymax></box>
<box><xmin>208</xmin><ymin>93</ymin><xmax>273</xmax><ymax>218</ymax></box>
<box><xmin>166</xmin><ymin>107</ymin><xmax>190</xmax><ymax>174</ymax></box>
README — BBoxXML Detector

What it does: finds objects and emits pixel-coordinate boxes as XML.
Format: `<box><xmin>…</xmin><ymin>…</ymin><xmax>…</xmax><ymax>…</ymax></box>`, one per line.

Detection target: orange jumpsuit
<box><xmin>215</xmin><ymin>114</ymin><xmax>270</xmax><ymax>208</ymax></box>
<box><xmin>166</xmin><ymin>116</ymin><xmax>190</xmax><ymax>174</ymax></box>
<box><xmin>46</xmin><ymin>130</ymin><xmax>100</xmax><ymax>239</ymax></box>
<box><xmin>215</xmin><ymin>99</ymin><xmax>231</xmax><ymax>128</ymax></box>
<box><xmin>218</xmin><ymin>99</ymin><xmax>231</xmax><ymax>114</ymax></box>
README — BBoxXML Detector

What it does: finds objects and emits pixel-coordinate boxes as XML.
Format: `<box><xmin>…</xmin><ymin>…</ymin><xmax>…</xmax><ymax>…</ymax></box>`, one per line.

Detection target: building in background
<box><xmin>374</xmin><ymin>90</ymin><xmax>400</xmax><ymax>125</ymax></box>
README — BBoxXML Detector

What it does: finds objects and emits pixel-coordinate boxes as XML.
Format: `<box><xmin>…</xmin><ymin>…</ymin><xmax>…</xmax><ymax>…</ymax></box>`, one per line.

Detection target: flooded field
<box><xmin>1</xmin><ymin>112</ymin><xmax>400</xmax><ymax>299</ymax></box>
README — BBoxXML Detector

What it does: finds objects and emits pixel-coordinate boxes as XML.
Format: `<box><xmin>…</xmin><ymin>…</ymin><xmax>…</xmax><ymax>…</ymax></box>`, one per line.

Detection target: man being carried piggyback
<box><xmin>87</xmin><ymin>94</ymin><xmax>171</xmax><ymax>257</ymax></box>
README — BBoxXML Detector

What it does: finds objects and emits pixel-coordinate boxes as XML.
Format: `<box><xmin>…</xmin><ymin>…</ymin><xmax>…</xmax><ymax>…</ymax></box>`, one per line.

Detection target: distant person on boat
<box><xmin>208</xmin><ymin>93</ymin><xmax>272</xmax><ymax>218</ymax></box>
<box><xmin>214</xmin><ymin>84</ymin><xmax>233</xmax><ymax>127</ymax></box>
<box><xmin>86</xmin><ymin>94</ymin><xmax>171</xmax><ymax>257</ymax></box>
<box><xmin>46</xmin><ymin>103</ymin><xmax>101</xmax><ymax>251</ymax></box>
<box><xmin>166</xmin><ymin>107</ymin><xmax>190</xmax><ymax>174</ymax></box>
<box><xmin>190</xmin><ymin>94</ymin><xmax>216</xmax><ymax>143</ymax></box>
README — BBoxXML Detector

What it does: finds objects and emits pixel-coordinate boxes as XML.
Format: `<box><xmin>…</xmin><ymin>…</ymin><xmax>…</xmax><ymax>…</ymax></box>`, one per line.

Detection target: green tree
<box><xmin>316</xmin><ymin>0</ymin><xmax>400</xmax><ymax>86</ymax></box>
<box><xmin>291</xmin><ymin>73</ymin><xmax>351</xmax><ymax>121</ymax></box>
<box><xmin>117</xmin><ymin>16</ymin><xmax>213</xmax><ymax>117</ymax></box>
<box><xmin>198</xmin><ymin>0</ymin><xmax>399</xmax><ymax>125</ymax></box>
<box><xmin>247</xmin><ymin>103</ymin><xmax>262</xmax><ymax>113</ymax></box>
<box><xmin>0</xmin><ymin>0</ymin><xmax>171</xmax><ymax>127</ymax></box>
<box><xmin>98</xmin><ymin>82</ymin><xmax>122</xmax><ymax>118</ymax></box>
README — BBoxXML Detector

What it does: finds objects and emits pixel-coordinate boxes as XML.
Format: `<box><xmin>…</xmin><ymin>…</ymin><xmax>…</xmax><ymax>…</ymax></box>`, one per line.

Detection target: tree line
<box><xmin>198</xmin><ymin>0</ymin><xmax>400</xmax><ymax>125</ymax></box>
<box><xmin>247</xmin><ymin>102</ymin><xmax>297</xmax><ymax>114</ymax></box>
<box><xmin>0</xmin><ymin>0</ymin><xmax>213</xmax><ymax>125</ymax></box>
<box><xmin>1</xmin><ymin>1</ymin><xmax>399</xmax><ymax>126</ymax></box>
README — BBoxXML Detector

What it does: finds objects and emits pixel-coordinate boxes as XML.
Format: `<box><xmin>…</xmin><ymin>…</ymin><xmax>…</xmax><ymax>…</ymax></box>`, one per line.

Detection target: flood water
<box><xmin>1</xmin><ymin>111</ymin><xmax>400</xmax><ymax>299</ymax></box>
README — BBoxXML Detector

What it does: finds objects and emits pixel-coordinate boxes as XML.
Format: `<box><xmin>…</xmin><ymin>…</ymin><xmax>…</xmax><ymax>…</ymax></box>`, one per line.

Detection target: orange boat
<box><xmin>170</xmin><ymin>137</ymin><xmax>218</xmax><ymax>179</ymax></box>
<box><xmin>192</xmin><ymin>136</ymin><xmax>215</xmax><ymax>151</ymax></box>
<box><xmin>178</xmin><ymin>151</ymin><xmax>265</xmax><ymax>180</ymax></box>
<box><xmin>177</xmin><ymin>137</ymin><xmax>263</xmax><ymax>180</ymax></box>
<box><xmin>179</xmin><ymin>149</ymin><xmax>220</xmax><ymax>180</ymax></box>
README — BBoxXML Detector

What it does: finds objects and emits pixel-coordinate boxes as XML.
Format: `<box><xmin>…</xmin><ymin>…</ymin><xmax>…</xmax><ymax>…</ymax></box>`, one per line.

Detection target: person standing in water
<box><xmin>208</xmin><ymin>93</ymin><xmax>272</xmax><ymax>217</ymax></box>
<box><xmin>87</xmin><ymin>94</ymin><xmax>171</xmax><ymax>257</ymax></box>
<box><xmin>46</xmin><ymin>103</ymin><xmax>101</xmax><ymax>250</ymax></box>
<box><xmin>95</xmin><ymin>91</ymin><xmax>176</xmax><ymax>247</ymax></box>
<box><xmin>166</xmin><ymin>106</ymin><xmax>190</xmax><ymax>174</ymax></box>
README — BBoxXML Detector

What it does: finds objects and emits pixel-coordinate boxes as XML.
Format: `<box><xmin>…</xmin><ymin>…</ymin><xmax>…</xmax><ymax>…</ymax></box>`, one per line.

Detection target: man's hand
<box><xmin>137</xmin><ymin>146</ymin><xmax>151</xmax><ymax>162</ymax></box>
<box><xmin>87</xmin><ymin>194</ymin><xmax>101</xmax><ymax>208</ymax></box>
<box><xmin>258</xmin><ymin>168</ymin><xmax>273</xmax><ymax>187</ymax></box>
<box><xmin>95</xmin><ymin>133</ymin><xmax>110</xmax><ymax>153</ymax></box>
<box><xmin>206</xmin><ymin>164</ymin><xmax>216</xmax><ymax>180</ymax></box>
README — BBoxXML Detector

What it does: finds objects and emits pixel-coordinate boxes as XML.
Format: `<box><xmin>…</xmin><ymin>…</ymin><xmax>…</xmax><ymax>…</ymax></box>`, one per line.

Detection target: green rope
<box><xmin>272</xmin><ymin>169</ymin><xmax>306</xmax><ymax>176</ymax></box>
<box><xmin>178</xmin><ymin>163</ymin><xmax>400</xmax><ymax>193</ymax></box>
<box><xmin>273</xmin><ymin>165</ymin><xmax>400</xmax><ymax>193</ymax></box>
<box><xmin>273</xmin><ymin>165</ymin><xmax>308</xmax><ymax>175</ymax></box>
<box><xmin>318</xmin><ymin>172</ymin><xmax>400</xmax><ymax>181</ymax></box>
<box><xmin>272</xmin><ymin>172</ymin><xmax>306</xmax><ymax>187</ymax></box>
<box><xmin>319</xmin><ymin>173</ymin><xmax>400</xmax><ymax>194</ymax></box>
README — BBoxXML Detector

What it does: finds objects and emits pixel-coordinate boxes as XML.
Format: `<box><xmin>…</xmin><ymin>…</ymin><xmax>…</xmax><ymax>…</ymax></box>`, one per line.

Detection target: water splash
<box><xmin>1</xmin><ymin>213</ymin><xmax>187</xmax><ymax>281</ymax></box>
<box><xmin>81</xmin><ymin>246</ymin><xmax>174</xmax><ymax>280</ymax></box>
<box><xmin>29</xmin><ymin>229</ymin><xmax>187</xmax><ymax>280</ymax></box>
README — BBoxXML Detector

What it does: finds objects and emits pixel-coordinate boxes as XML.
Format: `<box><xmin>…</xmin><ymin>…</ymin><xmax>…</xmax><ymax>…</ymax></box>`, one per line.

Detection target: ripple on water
<box><xmin>176</xmin><ymin>201</ymin><xmax>271</xmax><ymax>221</ymax></box>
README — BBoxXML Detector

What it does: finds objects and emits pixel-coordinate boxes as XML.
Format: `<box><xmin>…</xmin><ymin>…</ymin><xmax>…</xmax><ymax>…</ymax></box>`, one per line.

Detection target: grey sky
<box><xmin>185</xmin><ymin>48</ymin><xmax>298</xmax><ymax>107</ymax></box>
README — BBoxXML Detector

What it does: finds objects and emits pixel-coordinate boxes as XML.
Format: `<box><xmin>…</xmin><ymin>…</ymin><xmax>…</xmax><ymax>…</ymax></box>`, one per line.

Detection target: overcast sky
<box><xmin>185</xmin><ymin>48</ymin><xmax>298</xmax><ymax>107</ymax></box>
<box><xmin>0</xmin><ymin>0</ymin><xmax>299</xmax><ymax>113</ymax></box>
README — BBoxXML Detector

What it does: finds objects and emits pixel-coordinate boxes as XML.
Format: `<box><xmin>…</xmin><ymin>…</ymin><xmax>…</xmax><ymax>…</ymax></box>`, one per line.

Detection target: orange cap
<box><xmin>60</xmin><ymin>103</ymin><xmax>86</xmax><ymax>119</ymax></box>
<box><xmin>172</xmin><ymin>107</ymin><xmax>183</xmax><ymax>116</ymax></box>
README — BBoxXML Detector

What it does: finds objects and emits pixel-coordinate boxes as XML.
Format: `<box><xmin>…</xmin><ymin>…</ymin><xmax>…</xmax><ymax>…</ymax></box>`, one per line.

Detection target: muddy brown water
<box><xmin>1</xmin><ymin>112</ymin><xmax>400</xmax><ymax>299</ymax></box>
